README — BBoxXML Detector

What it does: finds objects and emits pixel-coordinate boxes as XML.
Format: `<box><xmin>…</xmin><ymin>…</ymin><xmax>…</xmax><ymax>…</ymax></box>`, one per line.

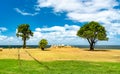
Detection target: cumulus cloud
<box><xmin>0</xmin><ymin>27</ymin><xmax>22</xmax><ymax>45</ymax></box>
<box><xmin>67</xmin><ymin>9</ymin><xmax>120</xmax><ymax>22</ymax></box>
<box><xmin>1</xmin><ymin>24</ymin><xmax>119</xmax><ymax>45</ymax></box>
<box><xmin>0</xmin><ymin>35</ymin><xmax>21</xmax><ymax>45</ymax></box>
<box><xmin>0</xmin><ymin>27</ymin><xmax>7</xmax><ymax>33</ymax></box>
<box><xmin>27</xmin><ymin>24</ymin><xmax>83</xmax><ymax>45</ymax></box>
<box><xmin>36</xmin><ymin>0</ymin><xmax>120</xmax><ymax>43</ymax></box>
<box><xmin>0</xmin><ymin>35</ymin><xmax>7</xmax><ymax>41</ymax></box>
<box><xmin>37</xmin><ymin>0</ymin><xmax>118</xmax><ymax>13</ymax></box>
<box><xmin>14</xmin><ymin>8</ymin><xmax>39</xmax><ymax>16</ymax></box>
<box><xmin>4</xmin><ymin>0</ymin><xmax>120</xmax><ymax>45</ymax></box>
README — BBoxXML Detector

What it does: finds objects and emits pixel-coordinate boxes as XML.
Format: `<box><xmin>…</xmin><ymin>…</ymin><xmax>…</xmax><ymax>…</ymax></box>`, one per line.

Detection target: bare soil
<box><xmin>0</xmin><ymin>47</ymin><xmax>120</xmax><ymax>62</ymax></box>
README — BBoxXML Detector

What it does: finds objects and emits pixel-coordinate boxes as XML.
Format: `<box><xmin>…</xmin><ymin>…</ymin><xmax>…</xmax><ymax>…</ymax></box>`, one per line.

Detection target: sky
<box><xmin>0</xmin><ymin>0</ymin><xmax>120</xmax><ymax>45</ymax></box>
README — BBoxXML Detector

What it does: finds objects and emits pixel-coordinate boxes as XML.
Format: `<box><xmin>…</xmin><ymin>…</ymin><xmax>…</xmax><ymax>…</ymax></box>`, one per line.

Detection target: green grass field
<box><xmin>0</xmin><ymin>59</ymin><xmax>120</xmax><ymax>74</ymax></box>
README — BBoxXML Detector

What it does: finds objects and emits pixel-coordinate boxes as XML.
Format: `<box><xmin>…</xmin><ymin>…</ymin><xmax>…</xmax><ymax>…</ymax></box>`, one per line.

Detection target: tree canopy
<box><xmin>16</xmin><ymin>24</ymin><xmax>33</xmax><ymax>48</ymax></box>
<box><xmin>39</xmin><ymin>39</ymin><xmax>48</xmax><ymax>50</ymax></box>
<box><xmin>77</xmin><ymin>21</ymin><xmax>108</xmax><ymax>50</ymax></box>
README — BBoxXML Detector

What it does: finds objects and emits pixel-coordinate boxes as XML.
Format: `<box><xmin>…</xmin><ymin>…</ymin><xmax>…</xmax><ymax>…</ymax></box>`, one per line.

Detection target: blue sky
<box><xmin>0</xmin><ymin>0</ymin><xmax>120</xmax><ymax>45</ymax></box>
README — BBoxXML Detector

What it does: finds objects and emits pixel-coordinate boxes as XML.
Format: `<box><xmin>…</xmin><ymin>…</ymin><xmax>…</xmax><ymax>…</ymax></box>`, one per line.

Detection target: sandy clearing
<box><xmin>0</xmin><ymin>47</ymin><xmax>120</xmax><ymax>62</ymax></box>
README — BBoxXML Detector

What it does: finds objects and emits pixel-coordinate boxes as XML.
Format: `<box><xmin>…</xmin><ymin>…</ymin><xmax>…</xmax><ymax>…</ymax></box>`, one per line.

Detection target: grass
<box><xmin>0</xmin><ymin>48</ymin><xmax>120</xmax><ymax>74</ymax></box>
<box><xmin>0</xmin><ymin>59</ymin><xmax>120</xmax><ymax>74</ymax></box>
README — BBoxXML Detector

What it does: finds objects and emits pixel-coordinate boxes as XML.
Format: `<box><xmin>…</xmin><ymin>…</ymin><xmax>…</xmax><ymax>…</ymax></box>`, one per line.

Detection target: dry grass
<box><xmin>0</xmin><ymin>47</ymin><xmax>120</xmax><ymax>62</ymax></box>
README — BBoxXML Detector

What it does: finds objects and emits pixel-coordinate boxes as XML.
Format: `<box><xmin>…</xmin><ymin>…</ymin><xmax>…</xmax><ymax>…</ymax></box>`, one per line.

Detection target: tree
<box><xmin>16</xmin><ymin>24</ymin><xmax>33</xmax><ymax>48</ymax></box>
<box><xmin>77</xmin><ymin>21</ymin><xmax>108</xmax><ymax>51</ymax></box>
<box><xmin>39</xmin><ymin>39</ymin><xmax>48</xmax><ymax>50</ymax></box>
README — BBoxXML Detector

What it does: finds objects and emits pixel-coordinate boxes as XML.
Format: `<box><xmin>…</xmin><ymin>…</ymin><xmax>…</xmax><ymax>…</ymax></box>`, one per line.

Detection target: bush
<box><xmin>39</xmin><ymin>39</ymin><xmax>48</xmax><ymax>50</ymax></box>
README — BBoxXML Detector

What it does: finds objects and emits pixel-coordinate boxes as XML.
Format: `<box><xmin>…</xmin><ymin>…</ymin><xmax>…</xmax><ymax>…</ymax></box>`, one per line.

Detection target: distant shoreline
<box><xmin>0</xmin><ymin>45</ymin><xmax>120</xmax><ymax>49</ymax></box>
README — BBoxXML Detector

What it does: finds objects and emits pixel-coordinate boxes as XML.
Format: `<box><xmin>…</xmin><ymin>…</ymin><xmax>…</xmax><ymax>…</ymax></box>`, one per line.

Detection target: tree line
<box><xmin>16</xmin><ymin>21</ymin><xmax>108</xmax><ymax>51</ymax></box>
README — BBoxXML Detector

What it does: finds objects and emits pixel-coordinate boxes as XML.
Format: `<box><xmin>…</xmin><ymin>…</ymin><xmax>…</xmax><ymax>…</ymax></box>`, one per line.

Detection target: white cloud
<box><xmin>0</xmin><ymin>35</ymin><xmax>21</xmax><ymax>45</ymax></box>
<box><xmin>36</xmin><ymin>0</ymin><xmax>120</xmax><ymax>43</ymax></box>
<box><xmin>14</xmin><ymin>8</ymin><xmax>39</xmax><ymax>16</ymax></box>
<box><xmin>36</xmin><ymin>0</ymin><xmax>120</xmax><ymax>23</ymax></box>
<box><xmin>35</xmin><ymin>28</ymin><xmax>41</xmax><ymax>32</ymax></box>
<box><xmin>0</xmin><ymin>27</ymin><xmax>7</xmax><ymax>33</ymax></box>
<box><xmin>1</xmin><ymin>24</ymin><xmax>120</xmax><ymax>45</ymax></box>
<box><xmin>37</xmin><ymin>0</ymin><xmax>118</xmax><ymax>13</ymax></box>
<box><xmin>36</xmin><ymin>0</ymin><xmax>119</xmax><ymax>23</ymax></box>
<box><xmin>0</xmin><ymin>35</ymin><xmax>7</xmax><ymax>40</ymax></box>
<box><xmin>67</xmin><ymin>9</ymin><xmax>120</xmax><ymax>22</ymax></box>
<box><xmin>37</xmin><ymin>0</ymin><xmax>81</xmax><ymax>12</ymax></box>
<box><xmin>1</xmin><ymin>0</ymin><xmax>120</xmax><ymax>45</ymax></box>
<box><xmin>0</xmin><ymin>27</ymin><xmax>19</xmax><ymax>45</ymax></box>
<box><xmin>28</xmin><ymin>24</ymin><xmax>82</xmax><ymax>45</ymax></box>
<box><xmin>0</xmin><ymin>27</ymin><xmax>22</xmax><ymax>45</ymax></box>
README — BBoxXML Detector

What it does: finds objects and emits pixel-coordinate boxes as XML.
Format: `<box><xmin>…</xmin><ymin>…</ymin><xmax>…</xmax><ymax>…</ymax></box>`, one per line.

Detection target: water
<box><xmin>0</xmin><ymin>45</ymin><xmax>51</xmax><ymax>48</ymax></box>
<box><xmin>0</xmin><ymin>45</ymin><xmax>120</xmax><ymax>49</ymax></box>
<box><xmin>72</xmin><ymin>45</ymin><xmax>120</xmax><ymax>49</ymax></box>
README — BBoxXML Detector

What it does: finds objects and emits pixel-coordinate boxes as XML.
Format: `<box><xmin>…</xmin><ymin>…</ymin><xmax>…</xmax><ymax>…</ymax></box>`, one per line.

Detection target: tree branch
<box><xmin>87</xmin><ymin>38</ymin><xmax>91</xmax><ymax>44</ymax></box>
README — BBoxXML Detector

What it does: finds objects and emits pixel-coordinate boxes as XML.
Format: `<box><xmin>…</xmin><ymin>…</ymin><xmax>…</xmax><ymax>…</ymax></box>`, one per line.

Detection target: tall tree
<box><xmin>77</xmin><ymin>21</ymin><xmax>108</xmax><ymax>51</ymax></box>
<box><xmin>16</xmin><ymin>24</ymin><xmax>33</xmax><ymax>48</ymax></box>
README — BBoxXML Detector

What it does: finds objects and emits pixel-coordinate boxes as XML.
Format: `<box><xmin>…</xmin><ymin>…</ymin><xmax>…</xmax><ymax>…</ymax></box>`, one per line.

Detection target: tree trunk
<box><xmin>23</xmin><ymin>38</ymin><xmax>26</xmax><ymax>48</ymax></box>
<box><xmin>41</xmin><ymin>48</ymin><xmax>44</xmax><ymax>51</ymax></box>
<box><xmin>90</xmin><ymin>43</ymin><xmax>94</xmax><ymax>51</ymax></box>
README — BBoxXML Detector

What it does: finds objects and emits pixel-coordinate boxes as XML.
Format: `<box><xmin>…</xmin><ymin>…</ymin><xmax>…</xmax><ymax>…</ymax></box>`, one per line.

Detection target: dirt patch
<box><xmin>0</xmin><ymin>48</ymin><xmax>3</xmax><ymax>51</ymax></box>
<box><xmin>0</xmin><ymin>47</ymin><xmax>120</xmax><ymax>62</ymax></box>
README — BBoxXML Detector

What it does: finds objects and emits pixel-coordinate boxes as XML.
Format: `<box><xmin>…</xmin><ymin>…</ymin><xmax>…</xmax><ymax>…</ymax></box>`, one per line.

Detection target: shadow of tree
<box><xmin>84</xmin><ymin>49</ymin><xmax>110</xmax><ymax>52</ymax></box>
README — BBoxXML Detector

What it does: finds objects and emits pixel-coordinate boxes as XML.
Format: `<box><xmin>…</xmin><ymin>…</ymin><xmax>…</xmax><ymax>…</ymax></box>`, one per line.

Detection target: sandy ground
<box><xmin>0</xmin><ymin>47</ymin><xmax>120</xmax><ymax>62</ymax></box>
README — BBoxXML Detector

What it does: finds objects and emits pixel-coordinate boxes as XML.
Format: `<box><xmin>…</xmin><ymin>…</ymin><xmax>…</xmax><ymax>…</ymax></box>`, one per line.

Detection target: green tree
<box><xmin>16</xmin><ymin>24</ymin><xmax>33</xmax><ymax>48</ymax></box>
<box><xmin>39</xmin><ymin>39</ymin><xmax>48</xmax><ymax>50</ymax></box>
<box><xmin>77</xmin><ymin>21</ymin><xmax>108</xmax><ymax>51</ymax></box>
